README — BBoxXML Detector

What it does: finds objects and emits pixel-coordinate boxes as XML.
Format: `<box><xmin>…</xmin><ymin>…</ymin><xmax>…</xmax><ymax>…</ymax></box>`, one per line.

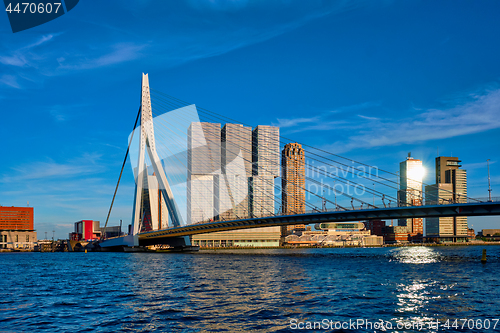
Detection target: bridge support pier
<box><xmin>139</xmin><ymin>236</ymin><xmax>198</xmax><ymax>251</ymax></box>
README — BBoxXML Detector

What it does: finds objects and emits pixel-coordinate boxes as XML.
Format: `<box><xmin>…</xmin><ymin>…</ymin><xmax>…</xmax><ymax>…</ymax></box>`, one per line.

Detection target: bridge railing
<box><xmin>181</xmin><ymin>197</ymin><xmax>500</xmax><ymax>227</ymax></box>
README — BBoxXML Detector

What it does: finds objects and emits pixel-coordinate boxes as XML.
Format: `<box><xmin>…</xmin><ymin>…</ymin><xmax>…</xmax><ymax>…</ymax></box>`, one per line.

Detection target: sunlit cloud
<box><xmin>315</xmin><ymin>88</ymin><xmax>500</xmax><ymax>153</ymax></box>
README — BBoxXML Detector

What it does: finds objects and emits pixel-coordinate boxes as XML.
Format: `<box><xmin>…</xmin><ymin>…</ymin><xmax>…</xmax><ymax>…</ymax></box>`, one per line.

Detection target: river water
<box><xmin>2</xmin><ymin>246</ymin><xmax>500</xmax><ymax>332</ymax></box>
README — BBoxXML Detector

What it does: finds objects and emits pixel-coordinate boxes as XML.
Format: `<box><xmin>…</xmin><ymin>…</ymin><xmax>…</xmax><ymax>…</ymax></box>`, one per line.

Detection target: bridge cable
<box><xmin>150</xmin><ymin>90</ymin><xmax>476</xmax><ymax>204</ymax></box>
<box><xmin>101</xmin><ymin>106</ymin><xmax>141</xmax><ymax>240</ymax></box>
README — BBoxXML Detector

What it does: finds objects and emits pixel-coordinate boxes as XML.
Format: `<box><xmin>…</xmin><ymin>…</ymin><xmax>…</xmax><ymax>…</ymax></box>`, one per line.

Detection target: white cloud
<box><xmin>274</xmin><ymin>101</ymin><xmax>381</xmax><ymax>133</ymax></box>
<box><xmin>358</xmin><ymin>114</ymin><xmax>380</xmax><ymax>120</ymax></box>
<box><xmin>462</xmin><ymin>160</ymin><xmax>496</xmax><ymax>171</ymax></box>
<box><xmin>0</xmin><ymin>34</ymin><xmax>59</xmax><ymax>68</ymax></box>
<box><xmin>327</xmin><ymin>88</ymin><xmax>500</xmax><ymax>153</ymax></box>
<box><xmin>57</xmin><ymin>42</ymin><xmax>148</xmax><ymax>71</ymax></box>
<box><xmin>274</xmin><ymin>116</ymin><xmax>319</xmax><ymax>128</ymax></box>
<box><xmin>1</xmin><ymin>153</ymin><xmax>104</xmax><ymax>183</ymax></box>
<box><xmin>0</xmin><ymin>74</ymin><xmax>21</xmax><ymax>88</ymax></box>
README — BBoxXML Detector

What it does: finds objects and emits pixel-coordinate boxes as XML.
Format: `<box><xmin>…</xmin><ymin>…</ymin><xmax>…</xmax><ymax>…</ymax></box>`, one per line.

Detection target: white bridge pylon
<box><xmin>131</xmin><ymin>73</ymin><xmax>184</xmax><ymax>240</ymax></box>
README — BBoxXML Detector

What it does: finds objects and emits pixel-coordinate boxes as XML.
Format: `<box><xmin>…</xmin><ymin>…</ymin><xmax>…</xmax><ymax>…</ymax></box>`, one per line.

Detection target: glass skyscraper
<box><xmin>398</xmin><ymin>154</ymin><xmax>424</xmax><ymax>235</ymax></box>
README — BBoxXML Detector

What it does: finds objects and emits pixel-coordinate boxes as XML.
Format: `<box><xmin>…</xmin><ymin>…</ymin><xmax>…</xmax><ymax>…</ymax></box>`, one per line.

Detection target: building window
<box><xmin>26</xmin><ymin>235</ymin><xmax>29</xmax><ymax>242</ymax></box>
<box><xmin>16</xmin><ymin>235</ymin><xmax>19</xmax><ymax>242</ymax></box>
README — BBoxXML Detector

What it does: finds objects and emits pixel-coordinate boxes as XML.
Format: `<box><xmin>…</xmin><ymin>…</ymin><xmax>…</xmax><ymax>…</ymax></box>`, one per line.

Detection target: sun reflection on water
<box><xmin>390</xmin><ymin>246</ymin><xmax>441</xmax><ymax>264</ymax></box>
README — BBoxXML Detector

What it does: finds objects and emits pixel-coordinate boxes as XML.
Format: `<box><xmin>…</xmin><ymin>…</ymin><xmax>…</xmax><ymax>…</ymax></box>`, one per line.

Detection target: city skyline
<box><xmin>0</xmin><ymin>1</ymin><xmax>499</xmax><ymax>239</ymax></box>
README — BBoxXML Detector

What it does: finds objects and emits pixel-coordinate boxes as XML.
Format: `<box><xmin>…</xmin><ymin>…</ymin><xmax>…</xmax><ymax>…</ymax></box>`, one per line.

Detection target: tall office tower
<box><xmin>426</xmin><ymin>156</ymin><xmax>468</xmax><ymax>242</ymax></box>
<box><xmin>252</xmin><ymin>125</ymin><xmax>280</xmax><ymax>177</ymax></box>
<box><xmin>281</xmin><ymin>143</ymin><xmax>306</xmax><ymax>236</ymax></box>
<box><xmin>435</xmin><ymin>156</ymin><xmax>460</xmax><ymax>184</ymax></box>
<box><xmin>425</xmin><ymin>183</ymin><xmax>454</xmax><ymax>236</ymax></box>
<box><xmin>219</xmin><ymin>124</ymin><xmax>252</xmax><ymax>220</ymax></box>
<box><xmin>397</xmin><ymin>153</ymin><xmax>424</xmax><ymax>235</ymax></box>
<box><xmin>147</xmin><ymin>173</ymin><xmax>169</xmax><ymax>230</ymax></box>
<box><xmin>187</xmin><ymin>122</ymin><xmax>221</xmax><ymax>224</ymax></box>
<box><xmin>250</xmin><ymin>125</ymin><xmax>280</xmax><ymax>217</ymax></box>
<box><xmin>133</xmin><ymin>165</ymin><xmax>169</xmax><ymax>232</ymax></box>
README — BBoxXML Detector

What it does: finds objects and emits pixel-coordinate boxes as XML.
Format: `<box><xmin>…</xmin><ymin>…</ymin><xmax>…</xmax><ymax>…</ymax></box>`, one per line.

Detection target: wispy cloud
<box><xmin>274</xmin><ymin>101</ymin><xmax>379</xmax><ymax>134</ymax></box>
<box><xmin>50</xmin><ymin>109</ymin><xmax>67</xmax><ymax>122</ymax></box>
<box><xmin>0</xmin><ymin>1</ymin><xmax>373</xmax><ymax>89</ymax></box>
<box><xmin>0</xmin><ymin>74</ymin><xmax>21</xmax><ymax>88</ymax></box>
<box><xmin>462</xmin><ymin>160</ymin><xmax>496</xmax><ymax>171</ymax></box>
<box><xmin>274</xmin><ymin>116</ymin><xmax>320</xmax><ymax>128</ymax></box>
<box><xmin>0</xmin><ymin>152</ymin><xmax>129</xmax><ymax>238</ymax></box>
<box><xmin>57</xmin><ymin>42</ymin><xmax>148</xmax><ymax>71</ymax></box>
<box><xmin>326</xmin><ymin>87</ymin><xmax>500</xmax><ymax>153</ymax></box>
<box><xmin>0</xmin><ymin>34</ymin><xmax>58</xmax><ymax>68</ymax></box>
<box><xmin>358</xmin><ymin>114</ymin><xmax>380</xmax><ymax>120</ymax></box>
<box><xmin>1</xmin><ymin>153</ymin><xmax>104</xmax><ymax>183</ymax></box>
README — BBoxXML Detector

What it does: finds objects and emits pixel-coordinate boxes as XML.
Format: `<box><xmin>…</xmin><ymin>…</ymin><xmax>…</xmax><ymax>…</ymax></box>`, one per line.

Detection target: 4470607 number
<box><xmin>443</xmin><ymin>319</ymin><xmax>499</xmax><ymax>330</ymax></box>
<box><xmin>5</xmin><ymin>2</ymin><xmax>62</xmax><ymax>14</ymax></box>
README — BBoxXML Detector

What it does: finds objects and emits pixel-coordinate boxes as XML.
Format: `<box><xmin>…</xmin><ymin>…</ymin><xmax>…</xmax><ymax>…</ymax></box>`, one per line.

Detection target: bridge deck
<box><xmin>138</xmin><ymin>201</ymin><xmax>500</xmax><ymax>240</ymax></box>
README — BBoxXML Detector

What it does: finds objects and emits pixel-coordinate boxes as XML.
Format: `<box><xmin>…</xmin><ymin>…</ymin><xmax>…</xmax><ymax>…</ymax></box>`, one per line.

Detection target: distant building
<box><xmin>398</xmin><ymin>153</ymin><xmax>424</xmax><ymax>236</ymax></box>
<box><xmin>145</xmin><ymin>173</ymin><xmax>169</xmax><ymax>231</ymax></box>
<box><xmin>0</xmin><ymin>206</ymin><xmax>37</xmax><ymax>250</ymax></box>
<box><xmin>425</xmin><ymin>156</ymin><xmax>468</xmax><ymax>243</ymax></box>
<box><xmin>285</xmin><ymin>222</ymin><xmax>383</xmax><ymax>246</ymax></box>
<box><xmin>383</xmin><ymin>225</ymin><xmax>413</xmax><ymax>243</ymax></box>
<box><xmin>191</xmin><ymin>227</ymin><xmax>281</xmax><ymax>248</ymax></box>
<box><xmin>467</xmin><ymin>228</ymin><xmax>475</xmax><ymax>240</ymax></box>
<box><xmin>363</xmin><ymin>220</ymin><xmax>385</xmax><ymax>236</ymax></box>
<box><xmin>281</xmin><ymin>143</ymin><xmax>306</xmax><ymax>237</ymax></box>
<box><xmin>70</xmin><ymin>220</ymin><xmax>123</xmax><ymax>241</ymax></box>
<box><xmin>135</xmin><ymin>170</ymin><xmax>169</xmax><ymax>232</ymax></box>
<box><xmin>478</xmin><ymin>229</ymin><xmax>500</xmax><ymax>238</ymax></box>
<box><xmin>69</xmin><ymin>220</ymin><xmax>101</xmax><ymax>241</ymax></box>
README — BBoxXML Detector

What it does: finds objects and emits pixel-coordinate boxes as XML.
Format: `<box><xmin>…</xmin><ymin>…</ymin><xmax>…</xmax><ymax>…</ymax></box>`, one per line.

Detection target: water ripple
<box><xmin>1</xmin><ymin>246</ymin><xmax>499</xmax><ymax>332</ymax></box>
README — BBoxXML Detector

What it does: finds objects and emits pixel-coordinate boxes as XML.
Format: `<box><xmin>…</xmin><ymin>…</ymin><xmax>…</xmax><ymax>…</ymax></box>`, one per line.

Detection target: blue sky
<box><xmin>1</xmin><ymin>0</ymin><xmax>499</xmax><ymax>238</ymax></box>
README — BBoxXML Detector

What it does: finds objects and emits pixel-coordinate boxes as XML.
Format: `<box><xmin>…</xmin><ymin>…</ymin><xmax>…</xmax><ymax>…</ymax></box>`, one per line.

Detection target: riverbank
<box><xmin>195</xmin><ymin>241</ymin><xmax>500</xmax><ymax>251</ymax></box>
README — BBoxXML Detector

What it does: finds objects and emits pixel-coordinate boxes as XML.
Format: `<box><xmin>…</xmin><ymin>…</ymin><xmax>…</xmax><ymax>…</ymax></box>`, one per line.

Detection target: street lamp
<box><xmin>333</xmin><ymin>180</ymin><xmax>337</xmax><ymax>211</ymax></box>
<box><xmin>487</xmin><ymin>159</ymin><xmax>492</xmax><ymax>202</ymax></box>
<box><xmin>373</xmin><ymin>183</ymin><xmax>375</xmax><ymax>207</ymax></box>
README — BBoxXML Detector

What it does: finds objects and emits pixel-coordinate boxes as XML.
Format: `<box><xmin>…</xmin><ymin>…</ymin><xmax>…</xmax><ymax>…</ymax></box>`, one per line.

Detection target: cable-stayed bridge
<box><xmin>100</xmin><ymin>74</ymin><xmax>500</xmax><ymax>250</ymax></box>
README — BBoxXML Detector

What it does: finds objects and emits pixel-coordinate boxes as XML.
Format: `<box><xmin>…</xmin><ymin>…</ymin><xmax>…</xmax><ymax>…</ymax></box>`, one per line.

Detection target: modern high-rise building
<box><xmin>250</xmin><ymin>125</ymin><xmax>280</xmax><ymax>218</ymax></box>
<box><xmin>281</xmin><ymin>143</ymin><xmax>306</xmax><ymax>236</ymax></box>
<box><xmin>187</xmin><ymin>122</ymin><xmax>221</xmax><ymax>224</ymax></box>
<box><xmin>252</xmin><ymin>125</ymin><xmax>280</xmax><ymax>177</ymax></box>
<box><xmin>425</xmin><ymin>156</ymin><xmax>468</xmax><ymax>242</ymax></box>
<box><xmin>222</xmin><ymin>123</ymin><xmax>252</xmax><ymax>176</ymax></box>
<box><xmin>435</xmin><ymin>156</ymin><xmax>460</xmax><ymax>184</ymax></box>
<box><xmin>219</xmin><ymin>124</ymin><xmax>252</xmax><ymax>220</ymax></box>
<box><xmin>191</xmin><ymin>123</ymin><xmax>281</xmax><ymax>247</ymax></box>
<box><xmin>397</xmin><ymin>153</ymin><xmax>424</xmax><ymax>236</ymax></box>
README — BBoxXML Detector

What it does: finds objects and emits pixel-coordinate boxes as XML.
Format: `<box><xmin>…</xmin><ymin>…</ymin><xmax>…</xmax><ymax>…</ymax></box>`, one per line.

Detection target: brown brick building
<box><xmin>281</xmin><ymin>143</ymin><xmax>306</xmax><ymax>237</ymax></box>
